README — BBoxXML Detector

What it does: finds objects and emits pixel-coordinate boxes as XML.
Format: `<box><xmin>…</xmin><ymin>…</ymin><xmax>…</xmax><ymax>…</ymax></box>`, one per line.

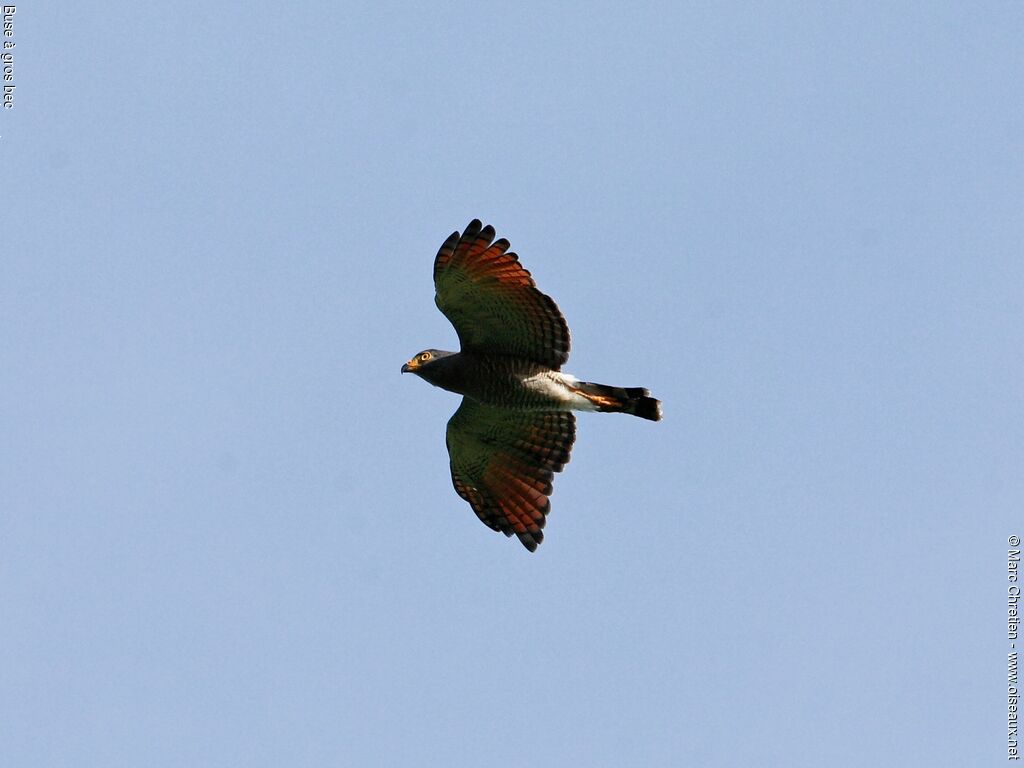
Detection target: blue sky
<box><xmin>2</xmin><ymin>2</ymin><xmax>1022</xmax><ymax>766</ymax></box>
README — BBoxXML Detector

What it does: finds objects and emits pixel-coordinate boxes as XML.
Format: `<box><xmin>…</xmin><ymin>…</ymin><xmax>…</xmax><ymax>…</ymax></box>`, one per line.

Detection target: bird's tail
<box><xmin>570</xmin><ymin>381</ymin><xmax>662</xmax><ymax>421</ymax></box>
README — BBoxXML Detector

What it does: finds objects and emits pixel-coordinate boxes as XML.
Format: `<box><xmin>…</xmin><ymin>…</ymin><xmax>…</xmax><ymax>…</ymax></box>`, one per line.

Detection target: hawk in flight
<box><xmin>402</xmin><ymin>220</ymin><xmax>661</xmax><ymax>551</ymax></box>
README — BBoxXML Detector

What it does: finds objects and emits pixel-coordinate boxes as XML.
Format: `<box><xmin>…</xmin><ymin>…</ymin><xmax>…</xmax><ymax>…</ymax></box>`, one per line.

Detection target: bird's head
<box><xmin>401</xmin><ymin>349</ymin><xmax>455</xmax><ymax>376</ymax></box>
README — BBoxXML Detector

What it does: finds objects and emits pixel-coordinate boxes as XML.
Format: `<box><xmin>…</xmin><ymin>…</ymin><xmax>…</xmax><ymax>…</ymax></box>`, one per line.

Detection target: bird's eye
<box><xmin>421</xmin><ymin>352</ymin><xmax>432</xmax><ymax>361</ymax></box>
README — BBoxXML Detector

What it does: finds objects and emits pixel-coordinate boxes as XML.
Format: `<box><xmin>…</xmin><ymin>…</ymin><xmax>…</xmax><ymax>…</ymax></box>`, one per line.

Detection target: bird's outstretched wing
<box><xmin>445</xmin><ymin>398</ymin><xmax>576</xmax><ymax>552</ymax></box>
<box><xmin>433</xmin><ymin>219</ymin><xmax>570</xmax><ymax>369</ymax></box>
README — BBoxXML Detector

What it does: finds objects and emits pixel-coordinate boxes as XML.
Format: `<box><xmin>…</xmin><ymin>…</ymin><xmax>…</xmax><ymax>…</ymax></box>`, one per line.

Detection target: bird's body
<box><xmin>405</xmin><ymin>350</ymin><xmax>554</xmax><ymax>409</ymax></box>
<box><xmin>403</xmin><ymin>220</ymin><xmax>661</xmax><ymax>551</ymax></box>
<box><xmin>406</xmin><ymin>349</ymin><xmax>661</xmax><ymax>418</ymax></box>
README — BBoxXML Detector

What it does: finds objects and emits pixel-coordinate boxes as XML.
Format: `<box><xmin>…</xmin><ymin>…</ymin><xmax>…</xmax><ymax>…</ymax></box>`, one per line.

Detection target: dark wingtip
<box><xmin>517</xmin><ymin>531</ymin><xmax>542</xmax><ymax>552</ymax></box>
